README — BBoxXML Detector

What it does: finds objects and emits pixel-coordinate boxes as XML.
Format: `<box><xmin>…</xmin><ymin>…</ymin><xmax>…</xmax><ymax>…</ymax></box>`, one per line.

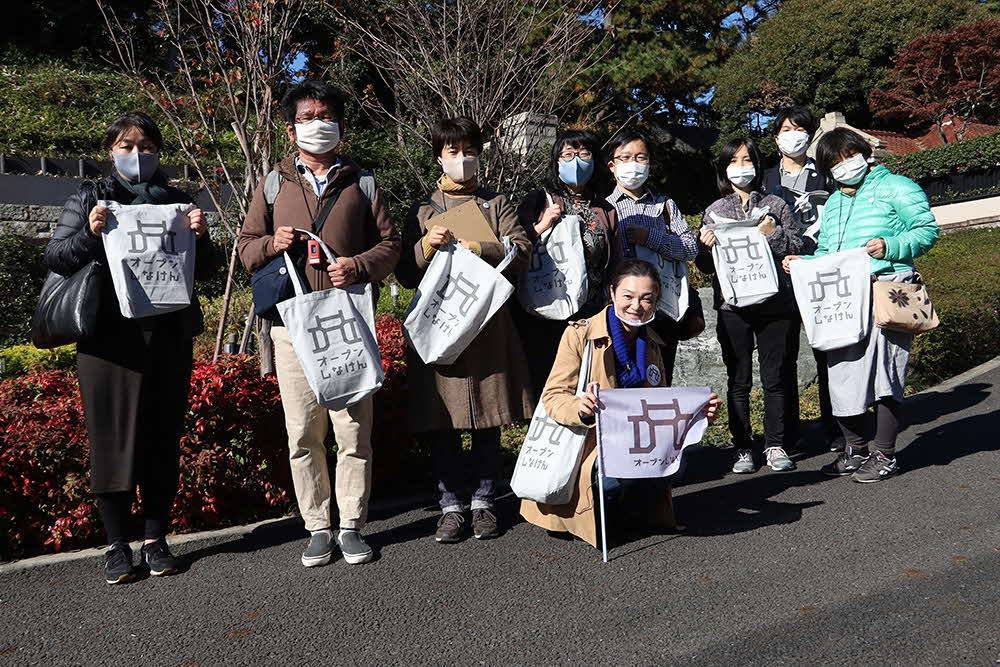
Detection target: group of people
<box><xmin>42</xmin><ymin>79</ymin><xmax>938</xmax><ymax>585</ymax></box>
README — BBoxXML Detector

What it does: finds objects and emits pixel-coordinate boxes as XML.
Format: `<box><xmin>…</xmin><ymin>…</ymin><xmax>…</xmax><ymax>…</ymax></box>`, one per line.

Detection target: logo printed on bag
<box><xmin>719</xmin><ymin>235</ymin><xmax>763</xmax><ymax>264</ymax></box>
<box><xmin>627</xmin><ymin>399</ymin><xmax>695</xmax><ymax>454</ymax></box>
<box><xmin>808</xmin><ymin>268</ymin><xmax>852</xmax><ymax>302</ymax></box>
<box><xmin>307</xmin><ymin>312</ymin><xmax>362</xmax><ymax>352</ymax></box>
<box><xmin>526</xmin><ymin>415</ymin><xmax>571</xmax><ymax>448</ymax></box>
<box><xmin>436</xmin><ymin>273</ymin><xmax>481</xmax><ymax>316</ymax></box>
<box><xmin>529</xmin><ymin>241</ymin><xmax>568</xmax><ymax>272</ymax></box>
<box><xmin>128</xmin><ymin>218</ymin><xmax>178</xmax><ymax>255</ymax></box>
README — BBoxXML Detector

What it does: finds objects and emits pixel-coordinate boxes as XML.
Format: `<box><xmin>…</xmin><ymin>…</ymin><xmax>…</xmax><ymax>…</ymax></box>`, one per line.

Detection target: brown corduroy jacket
<box><xmin>237</xmin><ymin>154</ymin><xmax>400</xmax><ymax>290</ymax></box>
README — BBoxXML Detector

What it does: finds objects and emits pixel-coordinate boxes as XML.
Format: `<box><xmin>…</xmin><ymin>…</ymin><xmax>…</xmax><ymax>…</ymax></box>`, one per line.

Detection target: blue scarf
<box><xmin>607</xmin><ymin>307</ymin><xmax>647</xmax><ymax>388</ymax></box>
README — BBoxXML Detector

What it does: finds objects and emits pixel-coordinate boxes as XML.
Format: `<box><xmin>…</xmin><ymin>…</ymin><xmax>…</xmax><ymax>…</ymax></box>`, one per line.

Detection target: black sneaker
<box><xmin>434</xmin><ymin>512</ymin><xmax>467</xmax><ymax>543</ymax></box>
<box><xmin>822</xmin><ymin>447</ymin><xmax>869</xmax><ymax>476</ymax></box>
<box><xmin>140</xmin><ymin>537</ymin><xmax>182</xmax><ymax>576</ymax></box>
<box><xmin>852</xmin><ymin>451</ymin><xmax>899</xmax><ymax>483</ymax></box>
<box><xmin>103</xmin><ymin>542</ymin><xmax>136</xmax><ymax>585</ymax></box>
<box><xmin>472</xmin><ymin>508</ymin><xmax>500</xmax><ymax>539</ymax></box>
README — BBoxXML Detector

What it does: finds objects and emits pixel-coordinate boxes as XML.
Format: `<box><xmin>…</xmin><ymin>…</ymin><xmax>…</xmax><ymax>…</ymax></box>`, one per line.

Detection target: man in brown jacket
<box><xmin>238</xmin><ymin>81</ymin><xmax>400</xmax><ymax>567</ymax></box>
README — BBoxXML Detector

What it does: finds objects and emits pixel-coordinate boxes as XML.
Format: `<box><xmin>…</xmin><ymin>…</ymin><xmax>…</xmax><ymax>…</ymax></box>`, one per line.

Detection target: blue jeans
<box><xmin>425</xmin><ymin>427</ymin><xmax>500</xmax><ymax>513</ymax></box>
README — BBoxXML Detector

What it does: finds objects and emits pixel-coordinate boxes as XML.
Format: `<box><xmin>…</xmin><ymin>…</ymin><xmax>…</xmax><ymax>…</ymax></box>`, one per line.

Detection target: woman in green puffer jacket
<box><xmin>783</xmin><ymin>128</ymin><xmax>938</xmax><ymax>484</ymax></box>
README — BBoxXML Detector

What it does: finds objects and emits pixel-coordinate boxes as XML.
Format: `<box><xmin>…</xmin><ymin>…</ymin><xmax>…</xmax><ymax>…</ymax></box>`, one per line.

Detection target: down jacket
<box><xmin>809</xmin><ymin>165</ymin><xmax>938</xmax><ymax>274</ymax></box>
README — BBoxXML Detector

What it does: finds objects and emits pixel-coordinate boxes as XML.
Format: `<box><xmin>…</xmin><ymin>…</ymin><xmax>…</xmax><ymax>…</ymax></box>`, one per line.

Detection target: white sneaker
<box><xmin>731</xmin><ymin>449</ymin><xmax>755</xmax><ymax>474</ymax></box>
<box><xmin>765</xmin><ymin>446</ymin><xmax>796</xmax><ymax>471</ymax></box>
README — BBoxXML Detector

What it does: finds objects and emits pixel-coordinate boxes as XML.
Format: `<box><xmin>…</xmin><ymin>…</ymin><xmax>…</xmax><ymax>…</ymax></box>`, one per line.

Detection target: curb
<box><xmin>0</xmin><ymin>493</ymin><xmax>432</xmax><ymax>575</ymax></box>
<box><xmin>911</xmin><ymin>354</ymin><xmax>1000</xmax><ymax>398</ymax></box>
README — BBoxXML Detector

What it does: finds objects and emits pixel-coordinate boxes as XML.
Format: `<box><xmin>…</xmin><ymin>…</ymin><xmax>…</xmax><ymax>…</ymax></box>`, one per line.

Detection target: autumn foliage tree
<box><xmin>869</xmin><ymin>20</ymin><xmax>1000</xmax><ymax>143</ymax></box>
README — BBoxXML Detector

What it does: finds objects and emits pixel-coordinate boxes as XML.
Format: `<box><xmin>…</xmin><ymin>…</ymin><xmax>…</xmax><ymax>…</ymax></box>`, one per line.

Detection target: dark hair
<box><xmin>547</xmin><ymin>129</ymin><xmax>608</xmax><ymax>195</ymax></box>
<box><xmin>770</xmin><ymin>105</ymin><xmax>819</xmax><ymax>138</ymax></box>
<box><xmin>815</xmin><ymin>128</ymin><xmax>874</xmax><ymax>177</ymax></box>
<box><xmin>103</xmin><ymin>112</ymin><xmax>163</xmax><ymax>151</ymax></box>
<box><xmin>716</xmin><ymin>137</ymin><xmax>764</xmax><ymax>196</ymax></box>
<box><xmin>431</xmin><ymin>116</ymin><xmax>483</xmax><ymax>157</ymax></box>
<box><xmin>280</xmin><ymin>80</ymin><xmax>346</xmax><ymax>125</ymax></box>
<box><xmin>609</xmin><ymin>259</ymin><xmax>661</xmax><ymax>298</ymax></box>
<box><xmin>605</xmin><ymin>130</ymin><xmax>653</xmax><ymax>162</ymax></box>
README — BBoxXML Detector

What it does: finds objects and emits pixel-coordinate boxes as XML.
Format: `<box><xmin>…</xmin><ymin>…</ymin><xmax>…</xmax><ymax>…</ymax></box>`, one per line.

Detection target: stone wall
<box><xmin>1</xmin><ymin>203</ymin><xmax>222</xmax><ymax>240</ymax></box>
<box><xmin>672</xmin><ymin>288</ymin><xmax>818</xmax><ymax>397</ymax></box>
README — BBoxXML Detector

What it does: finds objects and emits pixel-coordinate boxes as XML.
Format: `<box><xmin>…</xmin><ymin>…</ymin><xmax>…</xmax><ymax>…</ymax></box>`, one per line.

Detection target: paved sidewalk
<box><xmin>1</xmin><ymin>361</ymin><xmax>998</xmax><ymax>666</ymax></box>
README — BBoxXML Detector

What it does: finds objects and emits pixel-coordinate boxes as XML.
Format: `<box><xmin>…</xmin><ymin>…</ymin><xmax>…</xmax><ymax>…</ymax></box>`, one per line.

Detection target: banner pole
<box><xmin>594</xmin><ymin>384</ymin><xmax>609</xmax><ymax>564</ymax></box>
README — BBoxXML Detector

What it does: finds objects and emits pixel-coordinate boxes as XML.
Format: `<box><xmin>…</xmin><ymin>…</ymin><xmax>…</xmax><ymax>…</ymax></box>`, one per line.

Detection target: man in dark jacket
<box><xmin>762</xmin><ymin>105</ymin><xmax>841</xmax><ymax>452</ymax></box>
<box><xmin>238</xmin><ymin>81</ymin><xmax>400</xmax><ymax>568</ymax></box>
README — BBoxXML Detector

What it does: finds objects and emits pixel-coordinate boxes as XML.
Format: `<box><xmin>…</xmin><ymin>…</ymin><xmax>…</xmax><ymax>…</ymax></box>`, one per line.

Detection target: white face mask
<box><xmin>295</xmin><ymin>119</ymin><xmax>341</xmax><ymax>155</ymax></box>
<box><xmin>726</xmin><ymin>165</ymin><xmax>756</xmax><ymax>187</ymax></box>
<box><xmin>777</xmin><ymin>130</ymin><xmax>810</xmax><ymax>157</ymax></box>
<box><xmin>440</xmin><ymin>156</ymin><xmax>479</xmax><ymax>183</ymax></box>
<box><xmin>615</xmin><ymin>162</ymin><xmax>650</xmax><ymax>190</ymax></box>
<box><xmin>831</xmin><ymin>153</ymin><xmax>870</xmax><ymax>185</ymax></box>
<box><xmin>112</xmin><ymin>150</ymin><xmax>159</xmax><ymax>183</ymax></box>
<box><xmin>619</xmin><ymin>310</ymin><xmax>656</xmax><ymax>327</ymax></box>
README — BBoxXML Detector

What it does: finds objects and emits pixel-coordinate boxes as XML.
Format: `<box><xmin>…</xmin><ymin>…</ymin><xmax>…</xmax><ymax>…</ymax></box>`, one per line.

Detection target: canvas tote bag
<box><xmin>706</xmin><ymin>208</ymin><xmax>780</xmax><ymax>307</ymax></box>
<box><xmin>518</xmin><ymin>193</ymin><xmax>588</xmax><ymax>320</ymax></box>
<box><xmin>275</xmin><ymin>229</ymin><xmax>384</xmax><ymax>410</ymax></box>
<box><xmin>403</xmin><ymin>238</ymin><xmax>519</xmax><ymax>365</ymax></box>
<box><xmin>510</xmin><ymin>339</ymin><xmax>593</xmax><ymax>505</ymax></box>
<box><xmin>790</xmin><ymin>247</ymin><xmax>872</xmax><ymax>351</ymax></box>
<box><xmin>100</xmin><ymin>200</ymin><xmax>196</xmax><ymax>318</ymax></box>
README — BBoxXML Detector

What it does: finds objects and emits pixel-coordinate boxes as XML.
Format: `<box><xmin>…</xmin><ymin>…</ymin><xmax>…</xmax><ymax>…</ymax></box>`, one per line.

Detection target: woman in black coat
<box><xmin>44</xmin><ymin>112</ymin><xmax>218</xmax><ymax>584</ymax></box>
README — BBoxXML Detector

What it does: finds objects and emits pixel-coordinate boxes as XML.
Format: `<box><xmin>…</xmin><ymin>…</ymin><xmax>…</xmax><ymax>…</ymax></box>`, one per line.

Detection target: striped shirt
<box><xmin>606</xmin><ymin>187</ymin><xmax>698</xmax><ymax>261</ymax></box>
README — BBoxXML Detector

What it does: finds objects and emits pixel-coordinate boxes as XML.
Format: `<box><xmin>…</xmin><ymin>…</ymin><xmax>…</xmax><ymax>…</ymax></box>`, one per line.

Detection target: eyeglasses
<box><xmin>613</xmin><ymin>154</ymin><xmax>650</xmax><ymax>164</ymax></box>
<box><xmin>559</xmin><ymin>149</ymin><xmax>593</xmax><ymax>161</ymax></box>
<box><xmin>295</xmin><ymin>115</ymin><xmax>337</xmax><ymax>123</ymax></box>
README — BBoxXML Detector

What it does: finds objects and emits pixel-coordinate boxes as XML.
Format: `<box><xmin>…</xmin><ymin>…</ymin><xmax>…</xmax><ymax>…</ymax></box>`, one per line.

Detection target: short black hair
<box><xmin>815</xmin><ymin>128</ymin><xmax>874</xmax><ymax>177</ymax></box>
<box><xmin>280</xmin><ymin>80</ymin><xmax>346</xmax><ymax>125</ymax></box>
<box><xmin>605</xmin><ymin>130</ymin><xmax>653</xmax><ymax>162</ymax></box>
<box><xmin>770</xmin><ymin>105</ymin><xmax>819</xmax><ymax>138</ymax></box>
<box><xmin>431</xmin><ymin>116</ymin><xmax>483</xmax><ymax>157</ymax></box>
<box><xmin>547</xmin><ymin>129</ymin><xmax>607</xmax><ymax>195</ymax></box>
<box><xmin>103</xmin><ymin>112</ymin><xmax>163</xmax><ymax>151</ymax></box>
<box><xmin>610</xmin><ymin>259</ymin><xmax>661</xmax><ymax>300</ymax></box>
<box><xmin>716</xmin><ymin>137</ymin><xmax>764</xmax><ymax>196</ymax></box>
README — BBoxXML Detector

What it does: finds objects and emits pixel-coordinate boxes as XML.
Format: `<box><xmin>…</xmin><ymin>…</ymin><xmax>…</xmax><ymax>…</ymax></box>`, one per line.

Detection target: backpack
<box><xmin>263</xmin><ymin>168</ymin><xmax>376</xmax><ymax>211</ymax></box>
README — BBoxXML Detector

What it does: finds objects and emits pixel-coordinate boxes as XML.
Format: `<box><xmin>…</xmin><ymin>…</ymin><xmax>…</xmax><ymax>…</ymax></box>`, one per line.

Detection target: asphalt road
<box><xmin>1</xmin><ymin>364</ymin><xmax>998</xmax><ymax>666</ymax></box>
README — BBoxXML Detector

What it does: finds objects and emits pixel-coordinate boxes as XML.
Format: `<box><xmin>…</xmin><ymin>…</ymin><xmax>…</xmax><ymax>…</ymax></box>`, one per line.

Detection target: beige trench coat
<box><xmin>395</xmin><ymin>188</ymin><xmax>534</xmax><ymax>433</ymax></box>
<box><xmin>519</xmin><ymin>306</ymin><xmax>677</xmax><ymax>547</ymax></box>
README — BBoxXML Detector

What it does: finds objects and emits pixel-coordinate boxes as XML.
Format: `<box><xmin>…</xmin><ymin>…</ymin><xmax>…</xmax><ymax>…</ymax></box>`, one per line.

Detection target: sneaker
<box><xmin>731</xmin><ymin>449</ymin><xmax>756</xmax><ymax>474</ymax></box>
<box><xmin>852</xmin><ymin>451</ymin><xmax>899</xmax><ymax>483</ymax></box>
<box><xmin>434</xmin><ymin>512</ymin><xmax>467</xmax><ymax>543</ymax></box>
<box><xmin>301</xmin><ymin>530</ymin><xmax>333</xmax><ymax>567</ymax></box>
<box><xmin>103</xmin><ymin>541</ymin><xmax>136</xmax><ymax>585</ymax></box>
<box><xmin>472</xmin><ymin>508</ymin><xmax>500</xmax><ymax>539</ymax></box>
<box><xmin>140</xmin><ymin>537</ymin><xmax>182</xmax><ymax>576</ymax></box>
<box><xmin>336</xmin><ymin>529</ymin><xmax>374</xmax><ymax>565</ymax></box>
<box><xmin>765</xmin><ymin>446</ymin><xmax>796</xmax><ymax>471</ymax></box>
<box><xmin>821</xmin><ymin>447</ymin><xmax>869</xmax><ymax>476</ymax></box>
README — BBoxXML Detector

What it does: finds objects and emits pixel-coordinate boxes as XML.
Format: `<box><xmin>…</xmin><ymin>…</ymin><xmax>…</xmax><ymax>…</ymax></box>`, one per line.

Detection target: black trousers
<box><xmin>717</xmin><ymin>309</ymin><xmax>800</xmax><ymax>451</ymax></box>
<box><xmin>422</xmin><ymin>427</ymin><xmax>501</xmax><ymax>512</ymax></box>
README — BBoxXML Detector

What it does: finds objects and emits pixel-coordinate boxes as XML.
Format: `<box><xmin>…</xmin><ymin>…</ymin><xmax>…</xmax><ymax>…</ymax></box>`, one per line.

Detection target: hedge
<box><xmin>882</xmin><ymin>129</ymin><xmax>1000</xmax><ymax>183</ymax></box>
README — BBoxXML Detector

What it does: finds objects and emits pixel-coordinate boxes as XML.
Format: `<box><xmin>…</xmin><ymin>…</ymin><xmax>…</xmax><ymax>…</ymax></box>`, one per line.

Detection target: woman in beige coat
<box><xmin>521</xmin><ymin>260</ymin><xmax>721</xmax><ymax>547</ymax></box>
<box><xmin>396</xmin><ymin>116</ymin><xmax>533</xmax><ymax>544</ymax></box>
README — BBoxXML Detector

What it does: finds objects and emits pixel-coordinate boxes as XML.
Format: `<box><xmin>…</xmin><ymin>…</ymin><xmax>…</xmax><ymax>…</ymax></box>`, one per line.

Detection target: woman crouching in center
<box><xmin>520</xmin><ymin>260</ymin><xmax>721</xmax><ymax>546</ymax></box>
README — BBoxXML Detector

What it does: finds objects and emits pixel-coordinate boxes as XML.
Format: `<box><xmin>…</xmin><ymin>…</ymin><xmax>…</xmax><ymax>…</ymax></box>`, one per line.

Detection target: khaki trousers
<box><xmin>271</xmin><ymin>325</ymin><xmax>373</xmax><ymax>531</ymax></box>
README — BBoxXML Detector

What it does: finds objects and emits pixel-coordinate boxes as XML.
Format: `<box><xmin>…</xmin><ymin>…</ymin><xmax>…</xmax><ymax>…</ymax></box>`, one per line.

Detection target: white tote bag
<box><xmin>517</xmin><ymin>193</ymin><xmax>588</xmax><ymax>320</ymax></box>
<box><xmin>510</xmin><ymin>340</ymin><xmax>593</xmax><ymax>505</ymax></box>
<box><xmin>404</xmin><ymin>238</ymin><xmax>519</xmax><ymax>365</ymax></box>
<box><xmin>275</xmin><ymin>229</ymin><xmax>384</xmax><ymax>410</ymax></box>
<box><xmin>790</xmin><ymin>247</ymin><xmax>872</xmax><ymax>351</ymax></box>
<box><xmin>99</xmin><ymin>200</ymin><xmax>196</xmax><ymax>319</ymax></box>
<box><xmin>707</xmin><ymin>208</ymin><xmax>780</xmax><ymax>307</ymax></box>
<box><xmin>635</xmin><ymin>246</ymin><xmax>690</xmax><ymax>322</ymax></box>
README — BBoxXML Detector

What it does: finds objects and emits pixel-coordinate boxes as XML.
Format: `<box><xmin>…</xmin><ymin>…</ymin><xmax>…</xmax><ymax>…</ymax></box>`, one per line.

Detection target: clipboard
<box><xmin>427</xmin><ymin>198</ymin><xmax>500</xmax><ymax>244</ymax></box>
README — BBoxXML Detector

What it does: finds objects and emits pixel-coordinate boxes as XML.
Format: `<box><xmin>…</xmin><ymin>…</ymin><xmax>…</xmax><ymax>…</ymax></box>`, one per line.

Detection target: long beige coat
<box><xmin>395</xmin><ymin>188</ymin><xmax>534</xmax><ymax>433</ymax></box>
<box><xmin>520</xmin><ymin>306</ymin><xmax>677</xmax><ymax>547</ymax></box>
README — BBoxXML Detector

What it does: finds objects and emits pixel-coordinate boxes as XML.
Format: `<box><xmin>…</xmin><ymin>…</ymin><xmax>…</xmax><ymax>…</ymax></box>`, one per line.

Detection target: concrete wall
<box><xmin>672</xmin><ymin>288</ymin><xmax>818</xmax><ymax>398</ymax></box>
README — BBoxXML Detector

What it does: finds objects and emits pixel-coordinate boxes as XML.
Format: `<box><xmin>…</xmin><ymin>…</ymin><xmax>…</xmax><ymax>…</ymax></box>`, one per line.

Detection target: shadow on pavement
<box><xmin>903</xmin><ymin>382</ymin><xmax>992</xmax><ymax>430</ymax></box>
<box><xmin>181</xmin><ymin>517</ymin><xmax>308</xmax><ymax>566</ymax></box>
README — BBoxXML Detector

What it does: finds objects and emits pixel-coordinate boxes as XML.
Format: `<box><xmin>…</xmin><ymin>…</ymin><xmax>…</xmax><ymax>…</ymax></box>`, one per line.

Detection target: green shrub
<box><xmin>195</xmin><ymin>287</ymin><xmax>255</xmax><ymax>360</ymax></box>
<box><xmin>0</xmin><ymin>344</ymin><xmax>76</xmax><ymax>378</ymax></box>
<box><xmin>0</xmin><ymin>230</ymin><xmax>47</xmax><ymax>349</ymax></box>
<box><xmin>882</xmin><ymin>130</ymin><xmax>1000</xmax><ymax>183</ymax></box>
<box><xmin>909</xmin><ymin>228</ymin><xmax>1000</xmax><ymax>390</ymax></box>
